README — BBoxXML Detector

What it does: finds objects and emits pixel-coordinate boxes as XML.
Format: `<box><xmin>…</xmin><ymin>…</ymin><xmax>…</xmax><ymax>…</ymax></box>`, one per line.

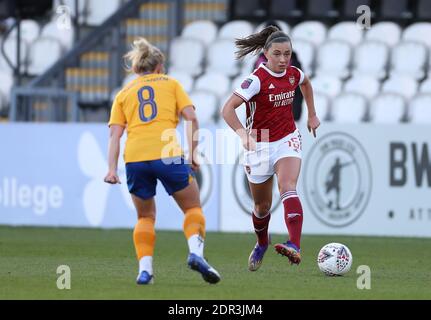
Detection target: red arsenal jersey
<box><xmin>234</xmin><ymin>63</ymin><xmax>304</xmax><ymax>142</ymax></box>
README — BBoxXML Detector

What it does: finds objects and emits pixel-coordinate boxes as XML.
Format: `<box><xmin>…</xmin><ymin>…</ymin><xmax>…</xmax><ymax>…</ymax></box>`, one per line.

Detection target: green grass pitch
<box><xmin>1</xmin><ymin>226</ymin><xmax>430</xmax><ymax>300</ymax></box>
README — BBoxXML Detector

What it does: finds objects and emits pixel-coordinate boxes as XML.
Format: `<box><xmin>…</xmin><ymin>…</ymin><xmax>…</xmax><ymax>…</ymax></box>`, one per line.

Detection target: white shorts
<box><xmin>243</xmin><ymin>129</ymin><xmax>302</xmax><ymax>184</ymax></box>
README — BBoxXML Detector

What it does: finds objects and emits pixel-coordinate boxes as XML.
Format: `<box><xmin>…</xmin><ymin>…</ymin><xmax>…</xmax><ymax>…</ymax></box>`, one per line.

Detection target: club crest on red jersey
<box><xmin>289</xmin><ymin>76</ymin><xmax>295</xmax><ymax>85</ymax></box>
<box><xmin>241</xmin><ymin>78</ymin><xmax>253</xmax><ymax>89</ymax></box>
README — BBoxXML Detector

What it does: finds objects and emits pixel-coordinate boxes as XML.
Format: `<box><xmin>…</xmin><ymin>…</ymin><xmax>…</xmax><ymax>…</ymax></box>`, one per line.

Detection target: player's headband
<box><xmin>264</xmin><ymin>35</ymin><xmax>291</xmax><ymax>49</ymax></box>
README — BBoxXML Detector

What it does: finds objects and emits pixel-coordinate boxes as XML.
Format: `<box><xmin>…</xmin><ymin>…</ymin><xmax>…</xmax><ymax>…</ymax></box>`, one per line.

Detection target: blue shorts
<box><xmin>126</xmin><ymin>157</ymin><xmax>195</xmax><ymax>200</ymax></box>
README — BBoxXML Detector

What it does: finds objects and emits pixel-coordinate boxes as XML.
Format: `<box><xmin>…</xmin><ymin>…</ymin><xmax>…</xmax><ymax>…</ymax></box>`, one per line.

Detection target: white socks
<box><xmin>139</xmin><ymin>256</ymin><xmax>153</xmax><ymax>275</ymax></box>
<box><xmin>188</xmin><ymin>234</ymin><xmax>204</xmax><ymax>257</ymax></box>
<box><xmin>138</xmin><ymin>236</ymin><xmax>204</xmax><ymax>276</ymax></box>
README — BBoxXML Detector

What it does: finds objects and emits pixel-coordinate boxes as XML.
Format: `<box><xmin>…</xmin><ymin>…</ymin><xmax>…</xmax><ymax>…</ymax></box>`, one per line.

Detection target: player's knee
<box><xmin>254</xmin><ymin>202</ymin><xmax>271</xmax><ymax>216</ymax></box>
<box><xmin>279</xmin><ymin>180</ymin><xmax>298</xmax><ymax>194</ymax></box>
<box><xmin>137</xmin><ymin>210</ymin><xmax>156</xmax><ymax>220</ymax></box>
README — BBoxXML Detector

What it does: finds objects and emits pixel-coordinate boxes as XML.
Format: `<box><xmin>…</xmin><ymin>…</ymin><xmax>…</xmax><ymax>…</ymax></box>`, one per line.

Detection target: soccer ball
<box><xmin>317</xmin><ymin>243</ymin><xmax>353</xmax><ymax>276</ymax></box>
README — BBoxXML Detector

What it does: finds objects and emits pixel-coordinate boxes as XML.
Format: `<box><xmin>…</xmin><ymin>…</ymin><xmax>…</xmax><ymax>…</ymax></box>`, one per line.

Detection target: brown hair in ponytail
<box><xmin>235</xmin><ymin>25</ymin><xmax>292</xmax><ymax>60</ymax></box>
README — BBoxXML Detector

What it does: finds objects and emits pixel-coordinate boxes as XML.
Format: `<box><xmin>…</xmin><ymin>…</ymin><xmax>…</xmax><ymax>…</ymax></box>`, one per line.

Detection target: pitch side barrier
<box><xmin>0</xmin><ymin>122</ymin><xmax>429</xmax><ymax>237</ymax></box>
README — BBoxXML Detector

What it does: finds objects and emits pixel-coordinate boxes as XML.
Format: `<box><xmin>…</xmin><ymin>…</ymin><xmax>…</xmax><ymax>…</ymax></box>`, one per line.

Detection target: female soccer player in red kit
<box><xmin>221</xmin><ymin>26</ymin><xmax>320</xmax><ymax>271</ymax></box>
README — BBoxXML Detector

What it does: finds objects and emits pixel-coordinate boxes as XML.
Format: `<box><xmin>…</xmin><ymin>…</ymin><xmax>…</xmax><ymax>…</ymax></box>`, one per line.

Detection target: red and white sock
<box><xmin>252</xmin><ymin>211</ymin><xmax>270</xmax><ymax>246</ymax></box>
<box><xmin>281</xmin><ymin>190</ymin><xmax>303</xmax><ymax>249</ymax></box>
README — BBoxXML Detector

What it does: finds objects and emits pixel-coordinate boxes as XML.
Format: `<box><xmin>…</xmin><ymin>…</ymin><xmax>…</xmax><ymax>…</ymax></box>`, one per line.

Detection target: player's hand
<box><xmin>241</xmin><ymin>135</ymin><xmax>256</xmax><ymax>151</ymax></box>
<box><xmin>307</xmin><ymin>114</ymin><xmax>320</xmax><ymax>138</ymax></box>
<box><xmin>189</xmin><ymin>153</ymin><xmax>200</xmax><ymax>172</ymax></box>
<box><xmin>104</xmin><ymin>171</ymin><xmax>121</xmax><ymax>184</ymax></box>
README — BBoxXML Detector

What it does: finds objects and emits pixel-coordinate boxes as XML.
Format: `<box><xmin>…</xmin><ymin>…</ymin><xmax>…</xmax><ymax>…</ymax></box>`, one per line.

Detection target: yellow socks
<box><xmin>133</xmin><ymin>217</ymin><xmax>156</xmax><ymax>260</ymax></box>
<box><xmin>183</xmin><ymin>207</ymin><xmax>206</xmax><ymax>239</ymax></box>
<box><xmin>183</xmin><ymin>207</ymin><xmax>206</xmax><ymax>257</ymax></box>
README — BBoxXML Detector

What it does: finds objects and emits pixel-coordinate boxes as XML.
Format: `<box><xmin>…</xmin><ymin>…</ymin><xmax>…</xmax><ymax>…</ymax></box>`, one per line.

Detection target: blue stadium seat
<box><xmin>417</xmin><ymin>0</ymin><xmax>431</xmax><ymax>20</ymax></box>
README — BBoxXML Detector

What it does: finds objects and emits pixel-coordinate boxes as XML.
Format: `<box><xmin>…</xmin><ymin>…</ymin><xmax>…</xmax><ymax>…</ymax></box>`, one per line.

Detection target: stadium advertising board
<box><xmin>221</xmin><ymin>123</ymin><xmax>431</xmax><ymax>238</ymax></box>
<box><xmin>1</xmin><ymin>123</ymin><xmax>430</xmax><ymax>237</ymax></box>
<box><xmin>0</xmin><ymin>123</ymin><xmax>219</xmax><ymax>230</ymax></box>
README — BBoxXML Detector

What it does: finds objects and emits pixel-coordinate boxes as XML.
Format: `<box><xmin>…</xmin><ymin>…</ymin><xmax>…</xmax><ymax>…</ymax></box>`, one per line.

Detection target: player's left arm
<box><xmin>299</xmin><ymin>75</ymin><xmax>320</xmax><ymax>138</ymax></box>
<box><xmin>104</xmin><ymin>124</ymin><xmax>125</xmax><ymax>184</ymax></box>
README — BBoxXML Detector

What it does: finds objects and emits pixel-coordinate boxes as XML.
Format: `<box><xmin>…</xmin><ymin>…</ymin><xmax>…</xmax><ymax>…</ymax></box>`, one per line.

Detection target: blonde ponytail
<box><xmin>124</xmin><ymin>37</ymin><xmax>165</xmax><ymax>74</ymax></box>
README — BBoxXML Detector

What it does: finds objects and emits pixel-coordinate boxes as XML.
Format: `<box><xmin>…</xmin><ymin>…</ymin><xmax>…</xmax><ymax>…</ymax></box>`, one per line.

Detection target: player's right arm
<box><xmin>105</xmin><ymin>125</ymin><xmax>125</xmax><ymax>184</ymax></box>
<box><xmin>105</xmin><ymin>93</ymin><xmax>126</xmax><ymax>184</ymax></box>
<box><xmin>221</xmin><ymin>75</ymin><xmax>260</xmax><ymax>151</ymax></box>
<box><xmin>221</xmin><ymin>94</ymin><xmax>253</xmax><ymax>148</ymax></box>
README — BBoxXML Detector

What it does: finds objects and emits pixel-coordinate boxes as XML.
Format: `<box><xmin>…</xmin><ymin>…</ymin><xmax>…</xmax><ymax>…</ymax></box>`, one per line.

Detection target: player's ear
<box><xmin>263</xmin><ymin>48</ymin><xmax>270</xmax><ymax>60</ymax></box>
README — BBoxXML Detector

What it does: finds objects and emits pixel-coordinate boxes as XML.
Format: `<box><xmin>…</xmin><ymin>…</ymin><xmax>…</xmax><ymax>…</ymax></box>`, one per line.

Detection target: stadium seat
<box><xmin>382</xmin><ymin>76</ymin><xmax>418</xmax><ymax>99</ymax></box>
<box><xmin>231</xmin><ymin>73</ymin><xmax>250</xmax><ymax>92</ymax></box>
<box><xmin>419</xmin><ymin>78</ymin><xmax>431</xmax><ymax>94</ymax></box>
<box><xmin>370</xmin><ymin>93</ymin><xmax>407</xmax><ymax>123</ymax></box>
<box><xmin>311</xmin><ymin>75</ymin><xmax>342</xmax><ymax>98</ymax></box>
<box><xmin>301</xmin><ymin>92</ymin><xmax>330</xmax><ymax>121</ymax></box>
<box><xmin>189</xmin><ymin>90</ymin><xmax>218</xmax><ymax>125</ymax></box>
<box><xmin>41</xmin><ymin>20</ymin><xmax>75</xmax><ymax>51</ymax></box>
<box><xmin>54</xmin><ymin>0</ymin><xmax>88</xmax><ymax>24</ymax></box>
<box><xmin>331</xmin><ymin>93</ymin><xmax>368</xmax><ymax>123</ymax></box>
<box><xmin>402</xmin><ymin>22</ymin><xmax>431</xmax><ymax>48</ymax></box>
<box><xmin>0</xmin><ymin>53</ymin><xmax>12</xmax><ymax>75</ymax></box>
<box><xmin>0</xmin><ymin>72</ymin><xmax>14</xmax><ymax>104</ymax></box>
<box><xmin>218</xmin><ymin>20</ymin><xmax>254</xmax><ymax>40</ymax></box>
<box><xmin>307</xmin><ymin>0</ymin><xmax>338</xmax><ymax>19</ymax></box>
<box><xmin>269</xmin><ymin>0</ymin><xmax>303</xmax><ymax>19</ymax></box>
<box><xmin>122</xmin><ymin>73</ymin><xmax>138</xmax><ymax>87</ymax></box>
<box><xmin>390</xmin><ymin>41</ymin><xmax>428</xmax><ymax>80</ymax></box>
<box><xmin>168</xmin><ymin>38</ymin><xmax>205</xmax><ymax>76</ymax></box>
<box><xmin>206</xmin><ymin>39</ymin><xmax>239</xmax><ymax>77</ymax></box>
<box><xmin>327</xmin><ymin>22</ymin><xmax>363</xmax><ymax>47</ymax></box>
<box><xmin>168</xmin><ymin>71</ymin><xmax>194</xmax><ymax>93</ymax></box>
<box><xmin>291</xmin><ymin>21</ymin><xmax>327</xmax><ymax>46</ymax></box>
<box><xmin>255</xmin><ymin>20</ymin><xmax>290</xmax><ymax>34</ymax></box>
<box><xmin>343</xmin><ymin>76</ymin><xmax>380</xmax><ymax>100</ymax></box>
<box><xmin>233</xmin><ymin>0</ymin><xmax>265</xmax><ymax>19</ymax></box>
<box><xmin>27</xmin><ymin>37</ymin><xmax>64</xmax><ymax>75</ymax></box>
<box><xmin>183</xmin><ymin>0</ymin><xmax>228</xmax><ymax>24</ymax></box>
<box><xmin>409</xmin><ymin>94</ymin><xmax>431</xmax><ymax>123</ymax></box>
<box><xmin>365</xmin><ymin>21</ymin><xmax>401</xmax><ymax>47</ymax></box>
<box><xmin>110</xmin><ymin>86</ymin><xmax>121</xmax><ymax>100</ymax></box>
<box><xmin>9</xmin><ymin>19</ymin><xmax>40</xmax><ymax>44</ymax></box>
<box><xmin>292</xmin><ymin>39</ymin><xmax>315</xmax><ymax>77</ymax></box>
<box><xmin>194</xmin><ymin>72</ymin><xmax>230</xmax><ymax>99</ymax></box>
<box><xmin>352</xmin><ymin>41</ymin><xmax>389</xmax><ymax>80</ymax></box>
<box><xmin>379</xmin><ymin>0</ymin><xmax>412</xmax><ymax>21</ymax></box>
<box><xmin>315</xmin><ymin>40</ymin><xmax>352</xmax><ymax>79</ymax></box>
<box><xmin>181</xmin><ymin>20</ymin><xmax>218</xmax><ymax>47</ymax></box>
<box><xmin>341</xmin><ymin>0</ymin><xmax>372</xmax><ymax>20</ymax></box>
<box><xmin>240</xmin><ymin>54</ymin><xmax>257</xmax><ymax>74</ymax></box>
<box><xmin>86</xmin><ymin>0</ymin><xmax>121</xmax><ymax>26</ymax></box>
<box><xmin>0</xmin><ymin>91</ymin><xmax>7</xmax><ymax>115</ymax></box>
<box><xmin>2</xmin><ymin>37</ymin><xmax>29</xmax><ymax>71</ymax></box>
<box><xmin>417</xmin><ymin>0</ymin><xmax>431</xmax><ymax>21</ymax></box>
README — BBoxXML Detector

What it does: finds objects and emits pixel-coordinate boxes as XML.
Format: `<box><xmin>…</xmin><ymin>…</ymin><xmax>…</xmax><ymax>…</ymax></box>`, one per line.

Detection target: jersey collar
<box><xmin>260</xmin><ymin>63</ymin><xmax>286</xmax><ymax>78</ymax></box>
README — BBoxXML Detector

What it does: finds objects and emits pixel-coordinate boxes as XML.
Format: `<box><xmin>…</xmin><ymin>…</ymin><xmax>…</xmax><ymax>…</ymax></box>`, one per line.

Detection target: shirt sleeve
<box><xmin>108</xmin><ymin>93</ymin><xmax>126</xmax><ymax>127</ymax></box>
<box><xmin>234</xmin><ymin>74</ymin><xmax>261</xmax><ymax>102</ymax></box>
<box><xmin>175</xmin><ymin>80</ymin><xmax>194</xmax><ymax>112</ymax></box>
<box><xmin>291</xmin><ymin>66</ymin><xmax>305</xmax><ymax>85</ymax></box>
